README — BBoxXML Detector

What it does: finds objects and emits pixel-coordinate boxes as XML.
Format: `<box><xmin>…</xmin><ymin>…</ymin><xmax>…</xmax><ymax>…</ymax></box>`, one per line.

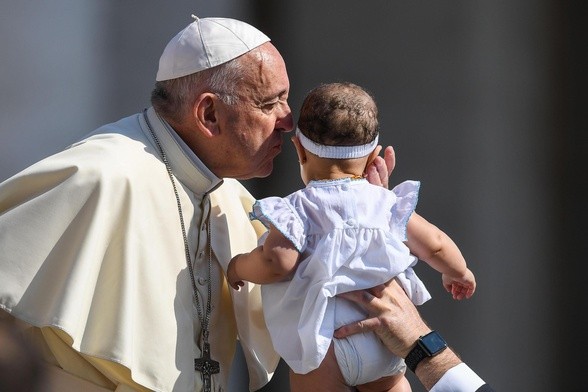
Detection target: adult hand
<box><xmin>365</xmin><ymin>146</ymin><xmax>395</xmax><ymax>189</ymax></box>
<box><xmin>334</xmin><ymin>279</ymin><xmax>470</xmax><ymax>390</ymax></box>
<box><xmin>333</xmin><ymin>278</ymin><xmax>430</xmax><ymax>358</ymax></box>
<box><xmin>334</xmin><ymin>279</ymin><xmax>494</xmax><ymax>392</ymax></box>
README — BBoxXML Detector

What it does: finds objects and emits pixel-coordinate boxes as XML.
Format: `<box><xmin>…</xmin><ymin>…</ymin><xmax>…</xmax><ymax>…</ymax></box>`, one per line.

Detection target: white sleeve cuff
<box><xmin>429</xmin><ymin>363</ymin><xmax>485</xmax><ymax>392</ymax></box>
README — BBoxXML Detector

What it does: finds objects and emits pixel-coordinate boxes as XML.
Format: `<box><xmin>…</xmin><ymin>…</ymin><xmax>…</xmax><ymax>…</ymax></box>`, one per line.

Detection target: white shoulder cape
<box><xmin>0</xmin><ymin>107</ymin><xmax>279</xmax><ymax>391</ymax></box>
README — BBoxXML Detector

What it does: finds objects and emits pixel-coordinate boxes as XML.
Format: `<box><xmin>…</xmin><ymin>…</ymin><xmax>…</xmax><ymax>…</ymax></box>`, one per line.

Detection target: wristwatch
<box><xmin>405</xmin><ymin>330</ymin><xmax>448</xmax><ymax>372</ymax></box>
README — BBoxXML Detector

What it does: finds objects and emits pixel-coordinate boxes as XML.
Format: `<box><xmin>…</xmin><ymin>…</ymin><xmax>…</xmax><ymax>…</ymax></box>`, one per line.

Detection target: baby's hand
<box><xmin>442</xmin><ymin>269</ymin><xmax>476</xmax><ymax>300</ymax></box>
<box><xmin>230</xmin><ymin>279</ymin><xmax>244</xmax><ymax>291</ymax></box>
<box><xmin>227</xmin><ymin>256</ymin><xmax>244</xmax><ymax>291</ymax></box>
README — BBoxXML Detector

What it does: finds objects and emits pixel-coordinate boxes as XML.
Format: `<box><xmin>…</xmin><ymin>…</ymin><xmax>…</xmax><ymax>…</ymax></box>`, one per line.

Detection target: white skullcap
<box><xmin>156</xmin><ymin>15</ymin><xmax>271</xmax><ymax>81</ymax></box>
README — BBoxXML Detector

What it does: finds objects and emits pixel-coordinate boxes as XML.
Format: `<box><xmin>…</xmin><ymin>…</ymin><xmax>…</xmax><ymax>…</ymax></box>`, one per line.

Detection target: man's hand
<box><xmin>365</xmin><ymin>146</ymin><xmax>395</xmax><ymax>189</ymax></box>
<box><xmin>334</xmin><ymin>278</ymin><xmax>430</xmax><ymax>358</ymax></box>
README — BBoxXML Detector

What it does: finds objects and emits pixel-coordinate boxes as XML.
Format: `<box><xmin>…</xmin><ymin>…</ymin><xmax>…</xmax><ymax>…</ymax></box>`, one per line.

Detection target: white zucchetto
<box><xmin>156</xmin><ymin>15</ymin><xmax>271</xmax><ymax>81</ymax></box>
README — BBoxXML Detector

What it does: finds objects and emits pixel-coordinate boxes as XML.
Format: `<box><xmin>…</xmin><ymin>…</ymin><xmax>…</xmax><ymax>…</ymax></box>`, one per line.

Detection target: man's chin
<box><xmin>256</xmin><ymin>160</ymin><xmax>276</xmax><ymax>178</ymax></box>
<box><xmin>236</xmin><ymin>164</ymin><xmax>273</xmax><ymax>180</ymax></box>
<box><xmin>251</xmin><ymin>171</ymin><xmax>272</xmax><ymax>180</ymax></box>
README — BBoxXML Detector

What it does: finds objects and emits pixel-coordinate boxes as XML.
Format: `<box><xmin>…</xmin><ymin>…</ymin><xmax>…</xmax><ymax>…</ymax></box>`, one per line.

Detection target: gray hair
<box><xmin>151</xmin><ymin>55</ymin><xmax>247</xmax><ymax>124</ymax></box>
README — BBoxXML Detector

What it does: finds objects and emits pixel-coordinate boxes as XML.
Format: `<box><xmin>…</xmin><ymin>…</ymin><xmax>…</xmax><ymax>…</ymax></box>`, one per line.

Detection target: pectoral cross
<box><xmin>194</xmin><ymin>341</ymin><xmax>220</xmax><ymax>392</ymax></box>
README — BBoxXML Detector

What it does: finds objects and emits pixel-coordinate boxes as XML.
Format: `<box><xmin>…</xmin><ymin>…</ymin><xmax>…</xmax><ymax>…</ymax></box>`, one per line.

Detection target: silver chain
<box><xmin>143</xmin><ymin>109</ymin><xmax>213</xmax><ymax>339</ymax></box>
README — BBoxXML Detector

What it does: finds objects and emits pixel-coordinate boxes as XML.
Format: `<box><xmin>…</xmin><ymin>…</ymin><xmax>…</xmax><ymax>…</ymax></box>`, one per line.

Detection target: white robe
<box><xmin>0</xmin><ymin>107</ymin><xmax>279</xmax><ymax>391</ymax></box>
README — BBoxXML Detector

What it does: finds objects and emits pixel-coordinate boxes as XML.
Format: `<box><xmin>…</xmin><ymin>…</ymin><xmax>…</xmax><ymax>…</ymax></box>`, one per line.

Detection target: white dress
<box><xmin>254</xmin><ymin>178</ymin><xmax>432</xmax><ymax>374</ymax></box>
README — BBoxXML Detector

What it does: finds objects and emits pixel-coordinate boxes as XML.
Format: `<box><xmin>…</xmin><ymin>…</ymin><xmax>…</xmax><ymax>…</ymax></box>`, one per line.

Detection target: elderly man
<box><xmin>0</xmin><ymin>15</ymin><xmax>488</xmax><ymax>392</ymax></box>
<box><xmin>0</xmin><ymin>16</ymin><xmax>293</xmax><ymax>392</ymax></box>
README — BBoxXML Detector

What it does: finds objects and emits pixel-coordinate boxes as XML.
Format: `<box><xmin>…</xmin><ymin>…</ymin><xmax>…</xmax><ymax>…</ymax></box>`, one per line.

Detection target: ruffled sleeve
<box><xmin>250</xmin><ymin>197</ymin><xmax>306</xmax><ymax>252</ymax></box>
<box><xmin>390</xmin><ymin>180</ymin><xmax>421</xmax><ymax>241</ymax></box>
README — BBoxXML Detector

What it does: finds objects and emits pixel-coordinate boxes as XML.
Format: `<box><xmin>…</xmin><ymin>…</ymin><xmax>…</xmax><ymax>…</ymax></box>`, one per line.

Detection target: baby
<box><xmin>228</xmin><ymin>82</ymin><xmax>476</xmax><ymax>392</ymax></box>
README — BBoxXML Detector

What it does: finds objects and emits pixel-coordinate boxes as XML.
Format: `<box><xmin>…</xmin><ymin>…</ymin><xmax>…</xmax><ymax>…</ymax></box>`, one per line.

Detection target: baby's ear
<box><xmin>291</xmin><ymin>136</ymin><xmax>307</xmax><ymax>164</ymax></box>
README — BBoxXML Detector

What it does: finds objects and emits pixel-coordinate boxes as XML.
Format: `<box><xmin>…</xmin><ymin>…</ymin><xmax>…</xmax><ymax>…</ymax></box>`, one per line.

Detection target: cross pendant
<box><xmin>194</xmin><ymin>342</ymin><xmax>220</xmax><ymax>392</ymax></box>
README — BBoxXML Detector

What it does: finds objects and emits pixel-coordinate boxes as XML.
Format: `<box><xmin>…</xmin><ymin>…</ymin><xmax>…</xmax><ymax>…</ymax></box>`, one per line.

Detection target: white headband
<box><xmin>296</xmin><ymin>128</ymin><xmax>379</xmax><ymax>159</ymax></box>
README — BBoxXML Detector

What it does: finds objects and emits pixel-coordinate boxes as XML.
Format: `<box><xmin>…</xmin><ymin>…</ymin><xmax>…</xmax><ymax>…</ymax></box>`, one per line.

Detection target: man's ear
<box><xmin>193</xmin><ymin>93</ymin><xmax>220</xmax><ymax>137</ymax></box>
<box><xmin>291</xmin><ymin>136</ymin><xmax>307</xmax><ymax>164</ymax></box>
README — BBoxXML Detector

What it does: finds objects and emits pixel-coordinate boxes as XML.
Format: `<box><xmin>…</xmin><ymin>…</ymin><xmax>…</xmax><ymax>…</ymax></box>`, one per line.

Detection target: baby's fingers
<box><xmin>231</xmin><ymin>280</ymin><xmax>244</xmax><ymax>290</ymax></box>
<box><xmin>451</xmin><ymin>283</ymin><xmax>475</xmax><ymax>300</ymax></box>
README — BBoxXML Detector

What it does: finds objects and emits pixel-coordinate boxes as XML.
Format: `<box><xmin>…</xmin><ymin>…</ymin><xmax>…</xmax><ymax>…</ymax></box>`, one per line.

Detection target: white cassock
<box><xmin>0</xmin><ymin>107</ymin><xmax>279</xmax><ymax>391</ymax></box>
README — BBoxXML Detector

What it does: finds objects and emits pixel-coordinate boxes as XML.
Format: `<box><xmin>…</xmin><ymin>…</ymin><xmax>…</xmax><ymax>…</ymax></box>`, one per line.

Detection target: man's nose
<box><xmin>277</xmin><ymin>103</ymin><xmax>294</xmax><ymax>132</ymax></box>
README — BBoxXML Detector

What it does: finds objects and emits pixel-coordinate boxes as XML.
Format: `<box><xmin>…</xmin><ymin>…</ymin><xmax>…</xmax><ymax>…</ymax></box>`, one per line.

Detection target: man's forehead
<box><xmin>237</xmin><ymin>46</ymin><xmax>289</xmax><ymax>101</ymax></box>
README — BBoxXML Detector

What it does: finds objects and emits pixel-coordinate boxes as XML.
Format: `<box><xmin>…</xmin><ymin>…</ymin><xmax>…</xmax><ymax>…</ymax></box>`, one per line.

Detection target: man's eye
<box><xmin>262</xmin><ymin>102</ymin><xmax>278</xmax><ymax>111</ymax></box>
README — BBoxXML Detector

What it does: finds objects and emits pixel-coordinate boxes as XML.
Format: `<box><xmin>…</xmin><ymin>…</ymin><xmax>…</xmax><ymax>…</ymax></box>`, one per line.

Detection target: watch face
<box><xmin>420</xmin><ymin>331</ymin><xmax>448</xmax><ymax>356</ymax></box>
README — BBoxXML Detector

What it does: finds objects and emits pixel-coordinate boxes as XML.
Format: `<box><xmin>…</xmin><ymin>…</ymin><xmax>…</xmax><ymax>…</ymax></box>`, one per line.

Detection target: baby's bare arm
<box><xmin>405</xmin><ymin>213</ymin><xmax>476</xmax><ymax>298</ymax></box>
<box><xmin>227</xmin><ymin>225</ymin><xmax>299</xmax><ymax>289</ymax></box>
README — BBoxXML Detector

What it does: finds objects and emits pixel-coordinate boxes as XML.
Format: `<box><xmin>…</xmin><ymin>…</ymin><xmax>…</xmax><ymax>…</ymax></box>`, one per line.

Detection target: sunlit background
<box><xmin>1</xmin><ymin>1</ymin><xmax>586</xmax><ymax>391</ymax></box>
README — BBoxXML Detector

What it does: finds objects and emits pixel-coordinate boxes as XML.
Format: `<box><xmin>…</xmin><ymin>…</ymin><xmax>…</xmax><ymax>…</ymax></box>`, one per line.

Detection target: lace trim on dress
<box><xmin>250</xmin><ymin>197</ymin><xmax>306</xmax><ymax>252</ymax></box>
<box><xmin>390</xmin><ymin>180</ymin><xmax>421</xmax><ymax>241</ymax></box>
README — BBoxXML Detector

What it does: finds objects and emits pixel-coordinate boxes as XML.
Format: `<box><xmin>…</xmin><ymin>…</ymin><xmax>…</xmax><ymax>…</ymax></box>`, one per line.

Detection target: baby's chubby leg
<box><xmin>357</xmin><ymin>373</ymin><xmax>411</xmax><ymax>392</ymax></box>
<box><xmin>289</xmin><ymin>343</ymin><xmax>353</xmax><ymax>392</ymax></box>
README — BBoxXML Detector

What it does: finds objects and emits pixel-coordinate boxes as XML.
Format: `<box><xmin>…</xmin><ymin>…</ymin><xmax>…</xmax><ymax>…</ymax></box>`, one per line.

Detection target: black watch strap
<box><xmin>405</xmin><ymin>343</ymin><xmax>429</xmax><ymax>372</ymax></box>
<box><xmin>405</xmin><ymin>330</ymin><xmax>448</xmax><ymax>372</ymax></box>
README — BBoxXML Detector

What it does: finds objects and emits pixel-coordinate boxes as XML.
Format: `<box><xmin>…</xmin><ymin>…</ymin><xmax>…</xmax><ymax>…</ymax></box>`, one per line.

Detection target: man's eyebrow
<box><xmin>272</xmin><ymin>89</ymin><xmax>289</xmax><ymax>101</ymax></box>
<box><xmin>260</xmin><ymin>89</ymin><xmax>288</xmax><ymax>103</ymax></box>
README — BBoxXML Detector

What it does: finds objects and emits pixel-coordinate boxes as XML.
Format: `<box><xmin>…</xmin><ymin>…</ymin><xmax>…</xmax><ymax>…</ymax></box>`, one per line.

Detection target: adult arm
<box><xmin>334</xmin><ymin>279</ymin><xmax>492</xmax><ymax>391</ymax></box>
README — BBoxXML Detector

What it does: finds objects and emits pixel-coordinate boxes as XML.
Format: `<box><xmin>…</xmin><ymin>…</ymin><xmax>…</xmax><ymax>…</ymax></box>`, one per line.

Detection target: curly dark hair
<box><xmin>297</xmin><ymin>82</ymin><xmax>379</xmax><ymax>146</ymax></box>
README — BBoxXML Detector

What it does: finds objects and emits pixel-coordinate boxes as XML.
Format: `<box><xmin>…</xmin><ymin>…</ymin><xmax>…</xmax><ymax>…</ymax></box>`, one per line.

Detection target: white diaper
<box><xmin>333</xmin><ymin>330</ymin><xmax>406</xmax><ymax>386</ymax></box>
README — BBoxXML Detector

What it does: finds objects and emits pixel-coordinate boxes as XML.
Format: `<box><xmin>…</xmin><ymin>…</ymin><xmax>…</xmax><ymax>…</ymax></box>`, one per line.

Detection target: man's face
<box><xmin>215</xmin><ymin>43</ymin><xmax>294</xmax><ymax>179</ymax></box>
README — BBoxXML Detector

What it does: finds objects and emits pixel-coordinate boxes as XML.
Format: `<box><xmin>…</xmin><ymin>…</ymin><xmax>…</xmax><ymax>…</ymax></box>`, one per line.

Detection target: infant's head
<box><xmin>298</xmin><ymin>82</ymin><xmax>379</xmax><ymax>147</ymax></box>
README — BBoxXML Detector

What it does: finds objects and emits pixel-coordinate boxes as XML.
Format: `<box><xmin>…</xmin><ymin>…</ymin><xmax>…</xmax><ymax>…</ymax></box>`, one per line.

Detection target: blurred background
<box><xmin>1</xmin><ymin>1</ymin><xmax>586</xmax><ymax>391</ymax></box>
